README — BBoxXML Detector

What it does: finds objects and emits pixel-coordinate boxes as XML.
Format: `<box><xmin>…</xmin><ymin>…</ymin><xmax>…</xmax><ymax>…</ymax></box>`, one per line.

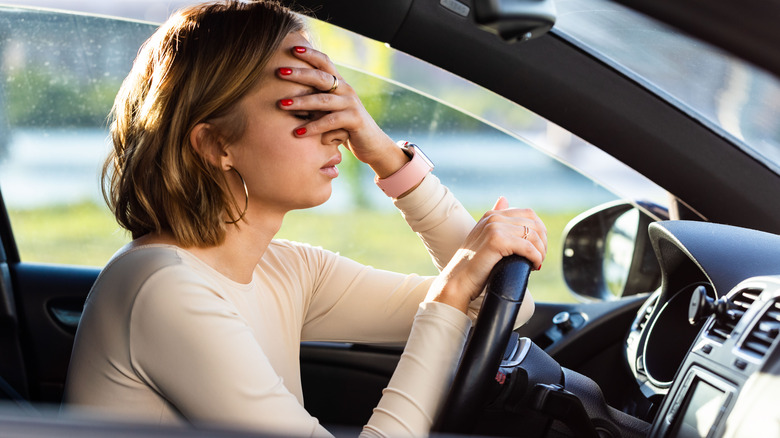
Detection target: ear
<box><xmin>190</xmin><ymin>122</ymin><xmax>231</xmax><ymax>170</ymax></box>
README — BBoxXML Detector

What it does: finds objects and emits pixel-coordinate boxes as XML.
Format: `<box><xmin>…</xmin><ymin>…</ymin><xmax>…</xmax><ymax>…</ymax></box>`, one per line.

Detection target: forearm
<box><xmin>394</xmin><ymin>174</ymin><xmax>476</xmax><ymax>270</ymax></box>
<box><xmin>361</xmin><ymin>301</ymin><xmax>471</xmax><ymax>437</ymax></box>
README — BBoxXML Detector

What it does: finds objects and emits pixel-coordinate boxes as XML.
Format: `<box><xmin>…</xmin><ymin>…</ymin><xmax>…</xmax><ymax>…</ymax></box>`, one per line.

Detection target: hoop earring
<box><xmin>225</xmin><ymin>167</ymin><xmax>248</xmax><ymax>224</ymax></box>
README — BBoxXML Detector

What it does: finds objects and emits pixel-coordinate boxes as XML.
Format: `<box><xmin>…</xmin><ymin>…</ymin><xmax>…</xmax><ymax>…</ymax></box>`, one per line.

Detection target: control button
<box><xmin>666</xmin><ymin>400</ymin><xmax>681</xmax><ymax>424</ymax></box>
<box><xmin>669</xmin><ymin>400</ymin><xmax>681</xmax><ymax>417</ymax></box>
<box><xmin>734</xmin><ymin>359</ymin><xmax>748</xmax><ymax>370</ymax></box>
<box><xmin>552</xmin><ymin>311</ymin><xmax>574</xmax><ymax>333</ymax></box>
<box><xmin>701</xmin><ymin>344</ymin><xmax>713</xmax><ymax>354</ymax></box>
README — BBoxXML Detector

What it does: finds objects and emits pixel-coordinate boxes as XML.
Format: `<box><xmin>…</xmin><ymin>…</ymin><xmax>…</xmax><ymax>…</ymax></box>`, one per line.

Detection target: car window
<box><xmin>0</xmin><ymin>8</ymin><xmax>155</xmax><ymax>266</ymax></box>
<box><xmin>0</xmin><ymin>7</ymin><xmax>668</xmax><ymax>303</ymax></box>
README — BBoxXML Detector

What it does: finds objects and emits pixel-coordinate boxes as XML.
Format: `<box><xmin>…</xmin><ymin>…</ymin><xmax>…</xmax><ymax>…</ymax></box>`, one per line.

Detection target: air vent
<box><xmin>706</xmin><ymin>288</ymin><xmax>760</xmax><ymax>343</ymax></box>
<box><xmin>741</xmin><ymin>299</ymin><xmax>780</xmax><ymax>360</ymax></box>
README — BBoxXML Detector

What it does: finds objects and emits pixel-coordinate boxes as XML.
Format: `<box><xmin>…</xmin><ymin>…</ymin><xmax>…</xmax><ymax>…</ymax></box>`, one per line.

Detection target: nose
<box><xmin>322</xmin><ymin>129</ymin><xmax>347</xmax><ymax>146</ymax></box>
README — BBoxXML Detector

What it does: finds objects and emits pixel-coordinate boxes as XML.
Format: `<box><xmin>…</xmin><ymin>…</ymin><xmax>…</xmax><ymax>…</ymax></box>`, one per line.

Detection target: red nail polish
<box><xmin>295</xmin><ymin>127</ymin><xmax>307</xmax><ymax>136</ymax></box>
<box><xmin>279</xmin><ymin>67</ymin><xmax>292</xmax><ymax>75</ymax></box>
<box><xmin>280</xmin><ymin>99</ymin><xmax>293</xmax><ymax>106</ymax></box>
<box><xmin>537</xmin><ymin>264</ymin><xmax>542</xmax><ymax>271</ymax></box>
<box><xmin>293</xmin><ymin>46</ymin><xmax>306</xmax><ymax>53</ymax></box>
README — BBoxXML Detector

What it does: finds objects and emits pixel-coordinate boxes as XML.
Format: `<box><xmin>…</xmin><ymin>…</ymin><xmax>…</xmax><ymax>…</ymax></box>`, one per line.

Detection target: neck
<box><xmin>201</xmin><ymin>209</ymin><xmax>285</xmax><ymax>284</ymax></box>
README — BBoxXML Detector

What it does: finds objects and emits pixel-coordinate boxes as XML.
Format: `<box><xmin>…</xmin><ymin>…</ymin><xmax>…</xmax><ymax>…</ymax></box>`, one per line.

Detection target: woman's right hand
<box><xmin>427</xmin><ymin>197</ymin><xmax>547</xmax><ymax>314</ymax></box>
<box><xmin>277</xmin><ymin>44</ymin><xmax>408</xmax><ymax>179</ymax></box>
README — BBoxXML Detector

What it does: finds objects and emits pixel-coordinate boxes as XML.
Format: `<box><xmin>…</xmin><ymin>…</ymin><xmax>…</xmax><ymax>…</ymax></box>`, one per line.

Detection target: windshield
<box><xmin>554</xmin><ymin>0</ymin><xmax>780</xmax><ymax>174</ymax></box>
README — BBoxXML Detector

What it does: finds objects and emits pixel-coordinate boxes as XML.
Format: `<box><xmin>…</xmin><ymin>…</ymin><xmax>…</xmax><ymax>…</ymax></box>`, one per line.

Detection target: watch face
<box><xmin>411</xmin><ymin>145</ymin><xmax>434</xmax><ymax>169</ymax></box>
<box><xmin>397</xmin><ymin>140</ymin><xmax>434</xmax><ymax>169</ymax></box>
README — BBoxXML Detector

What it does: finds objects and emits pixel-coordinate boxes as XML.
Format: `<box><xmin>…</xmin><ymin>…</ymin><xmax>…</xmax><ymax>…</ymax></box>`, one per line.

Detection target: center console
<box><xmin>649</xmin><ymin>276</ymin><xmax>780</xmax><ymax>438</ymax></box>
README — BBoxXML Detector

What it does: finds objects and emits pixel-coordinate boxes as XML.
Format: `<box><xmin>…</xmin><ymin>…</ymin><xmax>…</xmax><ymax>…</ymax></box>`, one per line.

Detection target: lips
<box><xmin>320</xmin><ymin>154</ymin><xmax>341</xmax><ymax>178</ymax></box>
<box><xmin>322</xmin><ymin>155</ymin><xmax>342</xmax><ymax>168</ymax></box>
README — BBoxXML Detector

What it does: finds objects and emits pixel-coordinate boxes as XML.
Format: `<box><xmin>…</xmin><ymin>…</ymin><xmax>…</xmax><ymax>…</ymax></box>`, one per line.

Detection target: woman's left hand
<box><xmin>276</xmin><ymin>45</ymin><xmax>407</xmax><ymax>178</ymax></box>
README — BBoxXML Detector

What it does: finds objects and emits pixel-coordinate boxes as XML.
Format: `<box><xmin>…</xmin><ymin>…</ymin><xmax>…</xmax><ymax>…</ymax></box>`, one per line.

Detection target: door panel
<box><xmin>10</xmin><ymin>263</ymin><xmax>97</xmax><ymax>403</ymax></box>
<box><xmin>301</xmin><ymin>343</ymin><xmax>401</xmax><ymax>426</ymax></box>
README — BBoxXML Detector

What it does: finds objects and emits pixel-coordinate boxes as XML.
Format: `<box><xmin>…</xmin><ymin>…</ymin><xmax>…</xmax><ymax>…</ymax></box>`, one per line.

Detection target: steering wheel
<box><xmin>431</xmin><ymin>255</ymin><xmax>533</xmax><ymax>434</ymax></box>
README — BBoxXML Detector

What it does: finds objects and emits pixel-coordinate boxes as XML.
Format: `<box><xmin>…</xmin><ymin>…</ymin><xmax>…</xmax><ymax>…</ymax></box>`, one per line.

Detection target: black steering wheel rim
<box><xmin>432</xmin><ymin>255</ymin><xmax>533</xmax><ymax>434</ymax></box>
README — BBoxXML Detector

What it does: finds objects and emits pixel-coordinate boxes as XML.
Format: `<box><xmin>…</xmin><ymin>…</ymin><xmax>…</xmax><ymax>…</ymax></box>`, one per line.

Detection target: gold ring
<box><xmin>522</xmin><ymin>225</ymin><xmax>529</xmax><ymax>240</ymax></box>
<box><xmin>328</xmin><ymin>75</ymin><xmax>339</xmax><ymax>93</ymax></box>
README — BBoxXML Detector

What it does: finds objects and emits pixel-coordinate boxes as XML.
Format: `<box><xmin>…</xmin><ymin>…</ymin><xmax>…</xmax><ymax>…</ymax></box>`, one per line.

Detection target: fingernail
<box><xmin>293</xmin><ymin>46</ymin><xmax>306</xmax><ymax>53</ymax></box>
<box><xmin>279</xmin><ymin>67</ymin><xmax>292</xmax><ymax>75</ymax></box>
<box><xmin>537</xmin><ymin>264</ymin><xmax>542</xmax><ymax>271</ymax></box>
<box><xmin>295</xmin><ymin>127</ymin><xmax>307</xmax><ymax>136</ymax></box>
<box><xmin>280</xmin><ymin>98</ymin><xmax>294</xmax><ymax>106</ymax></box>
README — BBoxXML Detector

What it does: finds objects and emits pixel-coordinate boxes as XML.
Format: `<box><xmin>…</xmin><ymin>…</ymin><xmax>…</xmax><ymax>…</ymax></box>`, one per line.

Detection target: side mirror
<box><xmin>473</xmin><ymin>0</ymin><xmax>556</xmax><ymax>42</ymax></box>
<box><xmin>562</xmin><ymin>201</ymin><xmax>664</xmax><ymax>301</ymax></box>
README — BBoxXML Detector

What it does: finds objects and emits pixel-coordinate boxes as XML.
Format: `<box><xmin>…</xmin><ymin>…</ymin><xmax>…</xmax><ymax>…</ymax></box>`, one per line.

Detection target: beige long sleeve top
<box><xmin>63</xmin><ymin>174</ymin><xmax>534</xmax><ymax>436</ymax></box>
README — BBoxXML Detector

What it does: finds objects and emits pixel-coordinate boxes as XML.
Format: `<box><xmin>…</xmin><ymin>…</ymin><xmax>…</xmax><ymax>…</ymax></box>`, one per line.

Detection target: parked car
<box><xmin>0</xmin><ymin>0</ymin><xmax>778</xmax><ymax>436</ymax></box>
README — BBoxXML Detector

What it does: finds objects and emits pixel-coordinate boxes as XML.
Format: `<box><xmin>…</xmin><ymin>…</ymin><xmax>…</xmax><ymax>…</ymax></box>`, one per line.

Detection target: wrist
<box><xmin>369</xmin><ymin>139</ymin><xmax>410</xmax><ymax>178</ymax></box>
<box><xmin>431</xmin><ymin>289</ymin><xmax>471</xmax><ymax>314</ymax></box>
<box><xmin>428</xmin><ymin>274</ymin><xmax>471</xmax><ymax>314</ymax></box>
<box><xmin>375</xmin><ymin>141</ymin><xmax>434</xmax><ymax>198</ymax></box>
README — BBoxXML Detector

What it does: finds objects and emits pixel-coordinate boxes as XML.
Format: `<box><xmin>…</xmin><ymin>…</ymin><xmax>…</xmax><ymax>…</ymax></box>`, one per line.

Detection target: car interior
<box><xmin>0</xmin><ymin>0</ymin><xmax>779</xmax><ymax>437</ymax></box>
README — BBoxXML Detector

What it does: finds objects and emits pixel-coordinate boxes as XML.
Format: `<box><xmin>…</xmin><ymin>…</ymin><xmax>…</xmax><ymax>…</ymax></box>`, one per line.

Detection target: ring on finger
<box><xmin>328</xmin><ymin>74</ymin><xmax>339</xmax><ymax>93</ymax></box>
<box><xmin>521</xmin><ymin>225</ymin><xmax>529</xmax><ymax>240</ymax></box>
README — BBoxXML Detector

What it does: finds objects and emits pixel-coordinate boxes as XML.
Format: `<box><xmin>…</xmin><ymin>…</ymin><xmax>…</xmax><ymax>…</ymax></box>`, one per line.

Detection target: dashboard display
<box><xmin>672</xmin><ymin>377</ymin><xmax>728</xmax><ymax>438</ymax></box>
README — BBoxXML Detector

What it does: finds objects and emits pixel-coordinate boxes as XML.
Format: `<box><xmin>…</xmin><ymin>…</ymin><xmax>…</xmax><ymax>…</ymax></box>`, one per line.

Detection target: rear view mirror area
<box><xmin>473</xmin><ymin>0</ymin><xmax>556</xmax><ymax>42</ymax></box>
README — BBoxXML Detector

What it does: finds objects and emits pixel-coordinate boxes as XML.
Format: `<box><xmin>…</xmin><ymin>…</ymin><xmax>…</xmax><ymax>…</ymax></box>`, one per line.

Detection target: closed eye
<box><xmin>293</xmin><ymin>111</ymin><xmax>327</xmax><ymax>122</ymax></box>
<box><xmin>294</xmin><ymin>112</ymin><xmax>314</xmax><ymax>121</ymax></box>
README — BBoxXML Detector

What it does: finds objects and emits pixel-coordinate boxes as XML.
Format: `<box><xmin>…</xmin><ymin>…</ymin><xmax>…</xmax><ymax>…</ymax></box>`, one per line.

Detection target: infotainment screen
<box><xmin>672</xmin><ymin>377</ymin><xmax>728</xmax><ymax>438</ymax></box>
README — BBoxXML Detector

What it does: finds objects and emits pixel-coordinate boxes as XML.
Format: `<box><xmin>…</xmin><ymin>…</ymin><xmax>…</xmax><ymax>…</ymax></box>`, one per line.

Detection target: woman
<box><xmin>63</xmin><ymin>1</ymin><xmax>547</xmax><ymax>436</ymax></box>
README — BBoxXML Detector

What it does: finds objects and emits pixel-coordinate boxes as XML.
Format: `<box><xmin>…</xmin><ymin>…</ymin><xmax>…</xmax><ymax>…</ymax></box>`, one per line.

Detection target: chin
<box><xmin>295</xmin><ymin>187</ymin><xmax>333</xmax><ymax>211</ymax></box>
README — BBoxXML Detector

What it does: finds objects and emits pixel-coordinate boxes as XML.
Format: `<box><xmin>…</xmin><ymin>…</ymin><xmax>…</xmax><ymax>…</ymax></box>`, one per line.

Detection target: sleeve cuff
<box><xmin>417</xmin><ymin>300</ymin><xmax>473</xmax><ymax>336</ymax></box>
<box><xmin>392</xmin><ymin>173</ymin><xmax>443</xmax><ymax>219</ymax></box>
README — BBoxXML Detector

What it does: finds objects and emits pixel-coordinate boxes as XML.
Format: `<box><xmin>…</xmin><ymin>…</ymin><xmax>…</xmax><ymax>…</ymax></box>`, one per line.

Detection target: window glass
<box><xmin>0</xmin><ymin>8</ymin><xmax>154</xmax><ymax>265</ymax></box>
<box><xmin>0</xmin><ymin>7</ymin><xmax>668</xmax><ymax>303</ymax></box>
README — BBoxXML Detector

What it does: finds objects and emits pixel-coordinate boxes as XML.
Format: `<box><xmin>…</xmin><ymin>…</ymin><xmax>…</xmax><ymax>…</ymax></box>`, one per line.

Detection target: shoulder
<box><xmin>91</xmin><ymin>244</ymin><xmax>228</xmax><ymax>310</ymax></box>
<box><xmin>105</xmin><ymin>244</ymin><xmax>183</xmax><ymax>272</ymax></box>
<box><xmin>97</xmin><ymin>245</ymin><xmax>197</xmax><ymax>290</ymax></box>
<box><xmin>119</xmin><ymin>247</ymin><xmax>247</xmax><ymax>335</ymax></box>
<box><xmin>87</xmin><ymin>245</ymin><xmax>184</xmax><ymax>303</ymax></box>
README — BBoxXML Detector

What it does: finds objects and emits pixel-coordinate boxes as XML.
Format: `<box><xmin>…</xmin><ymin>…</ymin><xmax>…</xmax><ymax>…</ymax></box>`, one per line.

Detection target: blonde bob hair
<box><xmin>103</xmin><ymin>0</ymin><xmax>304</xmax><ymax>246</ymax></box>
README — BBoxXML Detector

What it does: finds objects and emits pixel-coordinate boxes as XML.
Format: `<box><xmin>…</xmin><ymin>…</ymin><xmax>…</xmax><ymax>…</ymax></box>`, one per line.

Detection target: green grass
<box><xmin>8</xmin><ymin>202</ymin><xmax>580</xmax><ymax>303</ymax></box>
<box><xmin>8</xmin><ymin>202</ymin><xmax>130</xmax><ymax>266</ymax></box>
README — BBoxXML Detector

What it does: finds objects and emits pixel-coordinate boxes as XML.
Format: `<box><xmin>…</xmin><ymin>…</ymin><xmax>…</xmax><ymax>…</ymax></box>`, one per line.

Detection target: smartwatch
<box><xmin>375</xmin><ymin>141</ymin><xmax>434</xmax><ymax>198</ymax></box>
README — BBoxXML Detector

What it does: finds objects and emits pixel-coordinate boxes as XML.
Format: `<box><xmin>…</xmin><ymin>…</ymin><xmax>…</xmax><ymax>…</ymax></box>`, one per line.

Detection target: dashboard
<box><xmin>625</xmin><ymin>221</ymin><xmax>780</xmax><ymax>438</ymax></box>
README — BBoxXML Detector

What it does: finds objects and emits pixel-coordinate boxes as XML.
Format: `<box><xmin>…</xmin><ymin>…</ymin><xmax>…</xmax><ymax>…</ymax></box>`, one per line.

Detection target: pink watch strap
<box><xmin>375</xmin><ymin>144</ymin><xmax>433</xmax><ymax>198</ymax></box>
